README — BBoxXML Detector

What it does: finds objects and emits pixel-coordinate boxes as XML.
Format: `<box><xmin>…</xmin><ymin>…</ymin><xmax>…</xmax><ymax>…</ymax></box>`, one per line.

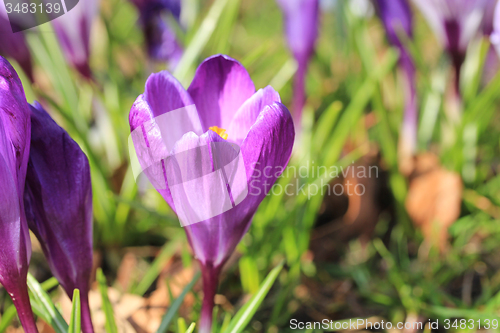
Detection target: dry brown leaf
<box><xmin>116</xmin><ymin>252</ymin><xmax>138</xmax><ymax>292</ymax></box>
<box><xmin>406</xmin><ymin>154</ymin><xmax>462</xmax><ymax>251</ymax></box>
<box><xmin>130</xmin><ymin>266</ymin><xmax>195</xmax><ymax>333</ymax></box>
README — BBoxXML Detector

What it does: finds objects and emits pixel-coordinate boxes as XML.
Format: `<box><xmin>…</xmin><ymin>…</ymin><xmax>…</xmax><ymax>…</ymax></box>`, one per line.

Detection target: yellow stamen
<box><xmin>209</xmin><ymin>126</ymin><xmax>228</xmax><ymax>140</ymax></box>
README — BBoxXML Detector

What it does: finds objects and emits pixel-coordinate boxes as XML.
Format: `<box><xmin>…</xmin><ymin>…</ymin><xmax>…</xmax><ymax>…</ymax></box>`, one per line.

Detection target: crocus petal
<box><xmin>143</xmin><ymin>70</ymin><xmax>195</xmax><ymax>118</ymax></box>
<box><xmin>129</xmin><ymin>70</ymin><xmax>196</xmax><ymax>208</ymax></box>
<box><xmin>0</xmin><ymin>56</ymin><xmax>37</xmax><ymax>333</ymax></box>
<box><xmin>51</xmin><ymin>0</ymin><xmax>98</xmax><ymax>78</ymax></box>
<box><xmin>184</xmin><ymin>102</ymin><xmax>294</xmax><ymax>268</ymax></box>
<box><xmin>276</xmin><ymin>0</ymin><xmax>319</xmax><ymax>64</ymax></box>
<box><xmin>187</xmin><ymin>54</ymin><xmax>256</xmax><ymax>131</ymax></box>
<box><xmin>24</xmin><ymin>102</ymin><xmax>94</xmax><ymax>333</ymax></box>
<box><xmin>227</xmin><ymin>86</ymin><xmax>281</xmax><ymax>145</ymax></box>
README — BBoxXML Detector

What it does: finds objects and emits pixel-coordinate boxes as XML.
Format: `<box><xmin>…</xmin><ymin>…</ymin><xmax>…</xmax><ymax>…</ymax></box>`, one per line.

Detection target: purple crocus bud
<box><xmin>129</xmin><ymin>55</ymin><xmax>295</xmax><ymax>333</ymax></box>
<box><xmin>51</xmin><ymin>0</ymin><xmax>98</xmax><ymax>78</ymax></box>
<box><xmin>0</xmin><ymin>57</ymin><xmax>38</xmax><ymax>333</ymax></box>
<box><xmin>130</xmin><ymin>0</ymin><xmax>183</xmax><ymax>64</ymax></box>
<box><xmin>23</xmin><ymin>102</ymin><xmax>94</xmax><ymax>333</ymax></box>
<box><xmin>411</xmin><ymin>0</ymin><xmax>488</xmax><ymax>91</ymax></box>
<box><xmin>0</xmin><ymin>10</ymin><xmax>33</xmax><ymax>81</ymax></box>
<box><xmin>374</xmin><ymin>0</ymin><xmax>417</xmax><ymax>172</ymax></box>
<box><xmin>276</xmin><ymin>0</ymin><xmax>319</xmax><ymax>127</ymax></box>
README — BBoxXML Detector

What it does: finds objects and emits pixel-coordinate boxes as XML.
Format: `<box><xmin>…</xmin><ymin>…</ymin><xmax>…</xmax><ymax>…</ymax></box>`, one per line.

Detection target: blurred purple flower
<box><xmin>0</xmin><ymin>13</ymin><xmax>33</xmax><ymax>81</ymax></box>
<box><xmin>130</xmin><ymin>0</ymin><xmax>183</xmax><ymax>64</ymax></box>
<box><xmin>491</xmin><ymin>0</ymin><xmax>500</xmax><ymax>55</ymax></box>
<box><xmin>143</xmin><ymin>14</ymin><xmax>183</xmax><ymax>65</ymax></box>
<box><xmin>374</xmin><ymin>0</ymin><xmax>418</xmax><ymax>165</ymax></box>
<box><xmin>0</xmin><ymin>56</ymin><xmax>37</xmax><ymax>333</ymax></box>
<box><xmin>374</xmin><ymin>0</ymin><xmax>412</xmax><ymax>49</ymax></box>
<box><xmin>129</xmin><ymin>55</ymin><xmax>295</xmax><ymax>333</ymax></box>
<box><xmin>481</xmin><ymin>0</ymin><xmax>498</xmax><ymax>35</ymax></box>
<box><xmin>411</xmin><ymin>0</ymin><xmax>488</xmax><ymax>89</ymax></box>
<box><xmin>480</xmin><ymin>0</ymin><xmax>499</xmax><ymax>85</ymax></box>
<box><xmin>51</xmin><ymin>0</ymin><xmax>98</xmax><ymax>78</ymax></box>
<box><xmin>130</xmin><ymin>0</ymin><xmax>181</xmax><ymax>20</ymax></box>
<box><xmin>24</xmin><ymin>103</ymin><xmax>94</xmax><ymax>333</ymax></box>
<box><xmin>276</xmin><ymin>0</ymin><xmax>319</xmax><ymax>127</ymax></box>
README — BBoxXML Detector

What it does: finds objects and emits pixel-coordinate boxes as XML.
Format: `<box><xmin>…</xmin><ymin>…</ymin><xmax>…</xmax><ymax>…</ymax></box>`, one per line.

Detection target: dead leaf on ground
<box><xmin>406</xmin><ymin>153</ymin><xmax>463</xmax><ymax>251</ymax></box>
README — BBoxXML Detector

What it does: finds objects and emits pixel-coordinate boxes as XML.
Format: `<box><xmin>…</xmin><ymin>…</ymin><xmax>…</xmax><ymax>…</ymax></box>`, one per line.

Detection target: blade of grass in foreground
<box><xmin>133</xmin><ymin>240</ymin><xmax>181</xmax><ymax>295</ymax></box>
<box><xmin>223</xmin><ymin>261</ymin><xmax>284</xmax><ymax>333</ymax></box>
<box><xmin>156</xmin><ymin>271</ymin><xmax>201</xmax><ymax>333</ymax></box>
<box><xmin>0</xmin><ymin>305</ymin><xmax>17</xmax><ymax>333</ymax></box>
<box><xmin>68</xmin><ymin>289</ymin><xmax>81</xmax><ymax>333</ymax></box>
<box><xmin>97</xmin><ymin>269</ymin><xmax>118</xmax><ymax>333</ymax></box>
<box><xmin>27</xmin><ymin>274</ymin><xmax>69</xmax><ymax>333</ymax></box>
<box><xmin>185</xmin><ymin>322</ymin><xmax>196</xmax><ymax>333</ymax></box>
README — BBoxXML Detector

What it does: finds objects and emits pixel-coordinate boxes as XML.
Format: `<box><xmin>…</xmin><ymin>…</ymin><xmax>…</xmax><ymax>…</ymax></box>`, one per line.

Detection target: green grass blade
<box><xmin>223</xmin><ymin>261</ymin><xmax>284</xmax><ymax>333</ymax></box>
<box><xmin>323</xmin><ymin>50</ymin><xmax>398</xmax><ymax>167</ymax></box>
<box><xmin>156</xmin><ymin>271</ymin><xmax>201</xmax><ymax>333</ymax></box>
<box><xmin>96</xmin><ymin>269</ymin><xmax>118</xmax><ymax>333</ymax></box>
<box><xmin>41</xmin><ymin>277</ymin><xmax>60</xmax><ymax>291</ymax></box>
<box><xmin>133</xmin><ymin>240</ymin><xmax>180</xmax><ymax>295</ymax></box>
<box><xmin>0</xmin><ymin>305</ymin><xmax>17</xmax><ymax>333</ymax></box>
<box><xmin>185</xmin><ymin>322</ymin><xmax>196</xmax><ymax>333</ymax></box>
<box><xmin>312</xmin><ymin>100</ymin><xmax>343</xmax><ymax>155</ymax></box>
<box><xmin>173</xmin><ymin>0</ymin><xmax>231</xmax><ymax>84</ymax></box>
<box><xmin>68</xmin><ymin>289</ymin><xmax>81</xmax><ymax>333</ymax></box>
<box><xmin>177</xmin><ymin>317</ymin><xmax>187</xmax><ymax>333</ymax></box>
<box><xmin>27</xmin><ymin>274</ymin><xmax>69</xmax><ymax>333</ymax></box>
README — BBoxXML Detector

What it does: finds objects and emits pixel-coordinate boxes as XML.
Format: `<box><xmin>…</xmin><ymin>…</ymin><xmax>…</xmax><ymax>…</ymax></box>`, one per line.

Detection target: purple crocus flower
<box><xmin>411</xmin><ymin>0</ymin><xmax>488</xmax><ymax>94</ymax></box>
<box><xmin>0</xmin><ymin>57</ymin><xmax>38</xmax><ymax>333</ymax></box>
<box><xmin>374</xmin><ymin>0</ymin><xmax>417</xmax><ymax>170</ymax></box>
<box><xmin>276</xmin><ymin>0</ymin><xmax>319</xmax><ymax>128</ymax></box>
<box><xmin>0</xmin><ymin>15</ymin><xmax>33</xmax><ymax>81</ymax></box>
<box><xmin>24</xmin><ymin>102</ymin><xmax>94</xmax><ymax>333</ymax></box>
<box><xmin>51</xmin><ymin>0</ymin><xmax>98</xmax><ymax>78</ymax></box>
<box><xmin>129</xmin><ymin>55</ymin><xmax>295</xmax><ymax>332</ymax></box>
<box><xmin>130</xmin><ymin>0</ymin><xmax>183</xmax><ymax>64</ymax></box>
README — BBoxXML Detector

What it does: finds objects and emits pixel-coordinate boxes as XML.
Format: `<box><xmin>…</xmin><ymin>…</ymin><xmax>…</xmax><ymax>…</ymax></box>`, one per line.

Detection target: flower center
<box><xmin>209</xmin><ymin>126</ymin><xmax>228</xmax><ymax>140</ymax></box>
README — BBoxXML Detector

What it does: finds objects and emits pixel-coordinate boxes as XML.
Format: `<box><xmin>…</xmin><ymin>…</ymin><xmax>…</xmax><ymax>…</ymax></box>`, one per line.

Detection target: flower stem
<box><xmin>199</xmin><ymin>264</ymin><xmax>220</xmax><ymax>333</ymax></box>
<box><xmin>398</xmin><ymin>53</ymin><xmax>418</xmax><ymax>175</ymax></box>
<box><xmin>80</xmin><ymin>292</ymin><xmax>95</xmax><ymax>333</ymax></box>
<box><xmin>10</xmin><ymin>284</ymin><xmax>38</xmax><ymax>333</ymax></box>
<box><xmin>449</xmin><ymin>52</ymin><xmax>465</xmax><ymax>123</ymax></box>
